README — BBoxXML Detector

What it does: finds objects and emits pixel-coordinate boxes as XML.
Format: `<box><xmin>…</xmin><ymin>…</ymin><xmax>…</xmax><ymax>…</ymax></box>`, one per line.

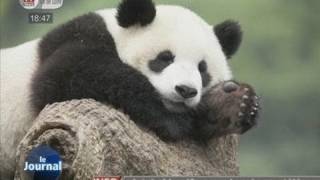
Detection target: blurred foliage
<box><xmin>1</xmin><ymin>0</ymin><xmax>320</xmax><ymax>176</ymax></box>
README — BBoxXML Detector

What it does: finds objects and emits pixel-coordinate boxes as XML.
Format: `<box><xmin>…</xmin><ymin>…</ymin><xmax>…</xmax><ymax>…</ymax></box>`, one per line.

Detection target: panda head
<box><xmin>113</xmin><ymin>0</ymin><xmax>242</xmax><ymax>112</ymax></box>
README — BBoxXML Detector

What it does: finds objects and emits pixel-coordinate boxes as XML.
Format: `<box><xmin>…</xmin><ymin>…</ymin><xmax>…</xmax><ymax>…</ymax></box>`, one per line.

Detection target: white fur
<box><xmin>97</xmin><ymin>6</ymin><xmax>233</xmax><ymax>110</ymax></box>
<box><xmin>0</xmin><ymin>39</ymin><xmax>39</xmax><ymax>176</ymax></box>
<box><xmin>0</xmin><ymin>5</ymin><xmax>233</xmax><ymax>176</ymax></box>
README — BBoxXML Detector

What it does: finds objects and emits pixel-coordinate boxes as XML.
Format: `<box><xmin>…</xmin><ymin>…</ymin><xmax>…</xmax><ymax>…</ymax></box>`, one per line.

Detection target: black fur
<box><xmin>148</xmin><ymin>50</ymin><xmax>174</xmax><ymax>73</ymax></box>
<box><xmin>214</xmin><ymin>20</ymin><xmax>242</xmax><ymax>59</ymax></box>
<box><xmin>31</xmin><ymin>13</ymin><xmax>256</xmax><ymax>143</ymax></box>
<box><xmin>201</xmin><ymin>72</ymin><xmax>211</xmax><ymax>88</ymax></box>
<box><xmin>38</xmin><ymin>13</ymin><xmax>115</xmax><ymax>63</ymax></box>
<box><xmin>33</xmin><ymin>13</ymin><xmax>195</xmax><ymax>141</ymax></box>
<box><xmin>192</xmin><ymin>81</ymin><xmax>260</xmax><ymax>141</ymax></box>
<box><xmin>198</xmin><ymin>60</ymin><xmax>211</xmax><ymax>87</ymax></box>
<box><xmin>116</xmin><ymin>0</ymin><xmax>156</xmax><ymax>28</ymax></box>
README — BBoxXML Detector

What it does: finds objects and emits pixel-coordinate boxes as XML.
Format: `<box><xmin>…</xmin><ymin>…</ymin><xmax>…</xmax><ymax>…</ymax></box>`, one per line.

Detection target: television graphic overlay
<box><xmin>20</xmin><ymin>0</ymin><xmax>63</xmax><ymax>9</ymax></box>
<box><xmin>23</xmin><ymin>145</ymin><xmax>62</xmax><ymax>180</ymax></box>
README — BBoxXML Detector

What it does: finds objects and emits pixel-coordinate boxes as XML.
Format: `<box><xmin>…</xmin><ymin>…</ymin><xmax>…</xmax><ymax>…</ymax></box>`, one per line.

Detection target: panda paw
<box><xmin>200</xmin><ymin>80</ymin><xmax>261</xmax><ymax>137</ymax></box>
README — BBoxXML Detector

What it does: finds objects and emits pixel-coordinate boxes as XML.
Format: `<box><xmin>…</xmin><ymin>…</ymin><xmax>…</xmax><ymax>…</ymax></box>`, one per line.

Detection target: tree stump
<box><xmin>14</xmin><ymin>99</ymin><xmax>239</xmax><ymax>179</ymax></box>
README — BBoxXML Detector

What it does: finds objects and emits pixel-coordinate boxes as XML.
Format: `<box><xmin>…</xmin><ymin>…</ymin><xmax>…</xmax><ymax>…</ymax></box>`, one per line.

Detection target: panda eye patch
<box><xmin>198</xmin><ymin>60</ymin><xmax>207</xmax><ymax>73</ymax></box>
<box><xmin>157</xmin><ymin>50</ymin><xmax>175</xmax><ymax>63</ymax></box>
<box><xmin>148</xmin><ymin>50</ymin><xmax>175</xmax><ymax>73</ymax></box>
<box><xmin>198</xmin><ymin>60</ymin><xmax>211</xmax><ymax>87</ymax></box>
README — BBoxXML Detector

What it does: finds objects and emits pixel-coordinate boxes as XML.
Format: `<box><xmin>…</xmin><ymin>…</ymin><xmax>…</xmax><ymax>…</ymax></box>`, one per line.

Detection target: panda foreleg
<box><xmin>31</xmin><ymin>45</ymin><xmax>193</xmax><ymax>142</ymax></box>
<box><xmin>191</xmin><ymin>81</ymin><xmax>260</xmax><ymax>141</ymax></box>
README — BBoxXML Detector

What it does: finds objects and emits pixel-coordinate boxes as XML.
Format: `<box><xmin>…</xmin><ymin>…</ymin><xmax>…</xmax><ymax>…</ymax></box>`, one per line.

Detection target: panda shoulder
<box><xmin>38</xmin><ymin>11</ymin><xmax>114</xmax><ymax>63</ymax></box>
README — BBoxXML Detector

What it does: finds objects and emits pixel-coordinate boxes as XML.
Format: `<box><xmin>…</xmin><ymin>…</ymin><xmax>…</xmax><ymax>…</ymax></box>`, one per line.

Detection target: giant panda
<box><xmin>0</xmin><ymin>0</ymin><xmax>260</xmax><ymax>177</ymax></box>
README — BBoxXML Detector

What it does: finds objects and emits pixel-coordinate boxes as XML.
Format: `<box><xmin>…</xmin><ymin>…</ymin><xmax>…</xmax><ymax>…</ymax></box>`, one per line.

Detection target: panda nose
<box><xmin>175</xmin><ymin>85</ymin><xmax>198</xmax><ymax>99</ymax></box>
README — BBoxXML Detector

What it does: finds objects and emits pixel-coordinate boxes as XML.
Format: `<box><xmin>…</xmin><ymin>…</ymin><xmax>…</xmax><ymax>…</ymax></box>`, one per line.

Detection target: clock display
<box><xmin>28</xmin><ymin>12</ymin><xmax>53</xmax><ymax>23</ymax></box>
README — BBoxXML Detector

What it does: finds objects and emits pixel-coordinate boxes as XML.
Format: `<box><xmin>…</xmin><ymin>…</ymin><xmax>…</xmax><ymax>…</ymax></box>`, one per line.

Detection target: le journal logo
<box><xmin>24</xmin><ymin>156</ymin><xmax>62</xmax><ymax>171</ymax></box>
<box><xmin>24</xmin><ymin>145</ymin><xmax>62</xmax><ymax>179</ymax></box>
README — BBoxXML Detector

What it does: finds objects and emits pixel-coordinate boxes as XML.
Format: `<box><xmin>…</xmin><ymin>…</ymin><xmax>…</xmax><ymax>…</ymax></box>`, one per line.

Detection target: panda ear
<box><xmin>214</xmin><ymin>20</ymin><xmax>243</xmax><ymax>59</ymax></box>
<box><xmin>116</xmin><ymin>0</ymin><xmax>156</xmax><ymax>28</ymax></box>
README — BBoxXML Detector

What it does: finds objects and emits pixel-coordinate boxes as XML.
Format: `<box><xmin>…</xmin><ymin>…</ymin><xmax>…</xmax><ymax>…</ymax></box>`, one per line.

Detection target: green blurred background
<box><xmin>1</xmin><ymin>0</ymin><xmax>319</xmax><ymax>176</ymax></box>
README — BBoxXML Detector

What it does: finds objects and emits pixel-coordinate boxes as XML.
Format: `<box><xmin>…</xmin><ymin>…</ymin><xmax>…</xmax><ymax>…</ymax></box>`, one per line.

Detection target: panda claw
<box><xmin>244</xmin><ymin>88</ymin><xmax>249</xmax><ymax>92</ymax></box>
<box><xmin>240</xmin><ymin>103</ymin><xmax>246</xmax><ymax>108</ymax></box>
<box><xmin>238</xmin><ymin>112</ymin><xmax>244</xmax><ymax>117</ymax></box>
<box><xmin>242</xmin><ymin>95</ymin><xmax>249</xmax><ymax>100</ymax></box>
<box><xmin>250</xmin><ymin>112</ymin><xmax>255</xmax><ymax>116</ymax></box>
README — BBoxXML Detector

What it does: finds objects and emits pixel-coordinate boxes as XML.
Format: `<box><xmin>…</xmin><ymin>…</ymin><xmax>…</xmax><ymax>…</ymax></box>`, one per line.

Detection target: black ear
<box><xmin>116</xmin><ymin>0</ymin><xmax>156</xmax><ymax>28</ymax></box>
<box><xmin>214</xmin><ymin>20</ymin><xmax>242</xmax><ymax>59</ymax></box>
